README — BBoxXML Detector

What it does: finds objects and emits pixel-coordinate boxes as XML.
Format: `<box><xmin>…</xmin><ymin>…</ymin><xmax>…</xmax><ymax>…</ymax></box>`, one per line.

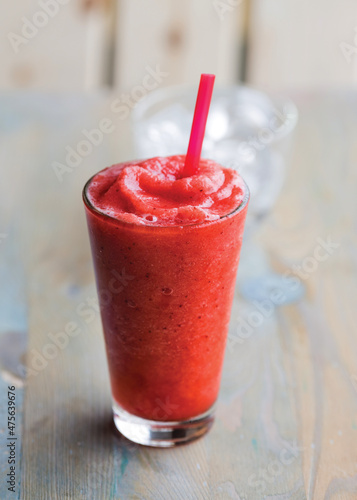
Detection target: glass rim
<box><xmin>82</xmin><ymin>166</ymin><xmax>250</xmax><ymax>230</ymax></box>
<box><xmin>131</xmin><ymin>83</ymin><xmax>299</xmax><ymax>144</ymax></box>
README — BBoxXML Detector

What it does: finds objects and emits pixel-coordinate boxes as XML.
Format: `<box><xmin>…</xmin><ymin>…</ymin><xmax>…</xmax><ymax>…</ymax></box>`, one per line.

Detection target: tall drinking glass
<box><xmin>83</xmin><ymin>167</ymin><xmax>249</xmax><ymax>447</ymax></box>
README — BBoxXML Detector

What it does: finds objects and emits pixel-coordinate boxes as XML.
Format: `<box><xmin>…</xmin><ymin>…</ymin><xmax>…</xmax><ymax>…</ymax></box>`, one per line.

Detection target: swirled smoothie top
<box><xmin>87</xmin><ymin>155</ymin><xmax>246</xmax><ymax>226</ymax></box>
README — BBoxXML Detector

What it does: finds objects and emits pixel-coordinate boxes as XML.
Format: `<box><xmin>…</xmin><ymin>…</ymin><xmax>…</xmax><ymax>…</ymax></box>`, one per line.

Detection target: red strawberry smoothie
<box><xmin>83</xmin><ymin>155</ymin><xmax>249</xmax><ymax>421</ymax></box>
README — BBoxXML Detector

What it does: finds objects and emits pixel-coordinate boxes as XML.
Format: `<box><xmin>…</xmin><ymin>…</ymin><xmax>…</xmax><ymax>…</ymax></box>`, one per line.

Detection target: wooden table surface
<box><xmin>0</xmin><ymin>90</ymin><xmax>356</xmax><ymax>500</ymax></box>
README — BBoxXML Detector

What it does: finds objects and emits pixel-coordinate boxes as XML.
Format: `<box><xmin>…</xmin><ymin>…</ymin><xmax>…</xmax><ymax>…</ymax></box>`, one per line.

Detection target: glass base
<box><xmin>113</xmin><ymin>402</ymin><xmax>215</xmax><ymax>447</ymax></box>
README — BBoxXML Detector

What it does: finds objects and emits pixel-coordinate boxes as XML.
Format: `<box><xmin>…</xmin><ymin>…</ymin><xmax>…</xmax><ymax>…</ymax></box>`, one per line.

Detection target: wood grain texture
<box><xmin>114</xmin><ymin>0</ymin><xmax>244</xmax><ymax>89</ymax></box>
<box><xmin>0</xmin><ymin>90</ymin><xmax>356</xmax><ymax>499</ymax></box>
<box><xmin>247</xmin><ymin>0</ymin><xmax>357</xmax><ymax>90</ymax></box>
<box><xmin>0</xmin><ymin>0</ymin><xmax>118</xmax><ymax>90</ymax></box>
<box><xmin>259</xmin><ymin>90</ymin><xmax>357</xmax><ymax>499</ymax></box>
<box><xmin>3</xmin><ymin>0</ymin><xmax>357</xmax><ymax>92</ymax></box>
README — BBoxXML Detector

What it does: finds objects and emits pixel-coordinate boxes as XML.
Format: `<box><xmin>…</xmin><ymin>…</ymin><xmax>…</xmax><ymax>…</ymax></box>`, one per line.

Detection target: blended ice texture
<box><xmin>84</xmin><ymin>155</ymin><xmax>249</xmax><ymax>421</ymax></box>
<box><xmin>87</xmin><ymin>155</ymin><xmax>246</xmax><ymax>226</ymax></box>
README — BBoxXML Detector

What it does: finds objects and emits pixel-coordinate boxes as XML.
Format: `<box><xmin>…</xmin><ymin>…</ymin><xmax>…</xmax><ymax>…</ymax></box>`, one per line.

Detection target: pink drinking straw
<box><xmin>181</xmin><ymin>74</ymin><xmax>216</xmax><ymax>178</ymax></box>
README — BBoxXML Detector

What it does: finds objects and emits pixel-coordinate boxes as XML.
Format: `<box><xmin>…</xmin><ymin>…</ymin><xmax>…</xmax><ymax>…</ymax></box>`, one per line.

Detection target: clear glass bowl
<box><xmin>131</xmin><ymin>84</ymin><xmax>298</xmax><ymax>230</ymax></box>
<box><xmin>131</xmin><ymin>85</ymin><xmax>303</xmax><ymax>305</ymax></box>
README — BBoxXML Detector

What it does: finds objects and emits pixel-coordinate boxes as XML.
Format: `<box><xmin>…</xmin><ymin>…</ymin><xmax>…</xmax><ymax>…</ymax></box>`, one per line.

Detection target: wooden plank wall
<box><xmin>114</xmin><ymin>0</ymin><xmax>244</xmax><ymax>89</ymax></box>
<box><xmin>2</xmin><ymin>0</ymin><xmax>357</xmax><ymax>91</ymax></box>
<box><xmin>0</xmin><ymin>0</ymin><xmax>243</xmax><ymax>90</ymax></box>
<box><xmin>248</xmin><ymin>0</ymin><xmax>357</xmax><ymax>89</ymax></box>
<box><xmin>0</xmin><ymin>0</ymin><xmax>111</xmax><ymax>89</ymax></box>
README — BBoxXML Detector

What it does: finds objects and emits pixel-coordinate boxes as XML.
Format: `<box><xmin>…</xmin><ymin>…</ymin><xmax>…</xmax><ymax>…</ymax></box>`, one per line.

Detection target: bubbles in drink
<box><xmin>144</xmin><ymin>214</ymin><xmax>158</xmax><ymax>222</ymax></box>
